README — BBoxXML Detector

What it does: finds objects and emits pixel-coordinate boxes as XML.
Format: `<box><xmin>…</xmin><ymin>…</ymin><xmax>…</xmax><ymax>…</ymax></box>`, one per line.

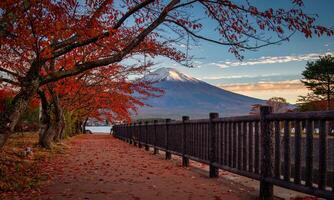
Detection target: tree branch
<box><xmin>0</xmin><ymin>67</ymin><xmax>21</xmax><ymax>78</ymax></box>
<box><xmin>164</xmin><ymin>19</ymin><xmax>242</xmax><ymax>46</ymax></box>
<box><xmin>40</xmin><ymin>0</ymin><xmax>181</xmax><ymax>85</ymax></box>
<box><xmin>49</xmin><ymin>0</ymin><xmax>155</xmax><ymax>60</ymax></box>
<box><xmin>113</xmin><ymin>0</ymin><xmax>155</xmax><ymax>29</ymax></box>
<box><xmin>170</xmin><ymin>0</ymin><xmax>198</xmax><ymax>10</ymax></box>
<box><xmin>0</xmin><ymin>78</ymin><xmax>19</xmax><ymax>86</ymax></box>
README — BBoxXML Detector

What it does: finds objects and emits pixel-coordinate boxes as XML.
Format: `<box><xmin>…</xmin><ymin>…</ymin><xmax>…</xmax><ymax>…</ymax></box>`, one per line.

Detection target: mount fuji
<box><xmin>134</xmin><ymin>68</ymin><xmax>265</xmax><ymax>119</ymax></box>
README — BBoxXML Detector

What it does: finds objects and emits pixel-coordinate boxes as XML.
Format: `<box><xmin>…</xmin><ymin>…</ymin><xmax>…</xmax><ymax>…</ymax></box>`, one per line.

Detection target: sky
<box><xmin>148</xmin><ymin>0</ymin><xmax>334</xmax><ymax>104</ymax></box>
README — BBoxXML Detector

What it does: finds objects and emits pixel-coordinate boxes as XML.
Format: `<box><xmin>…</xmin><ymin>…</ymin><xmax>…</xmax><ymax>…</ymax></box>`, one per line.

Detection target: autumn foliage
<box><xmin>0</xmin><ymin>88</ymin><xmax>14</xmax><ymax>112</ymax></box>
<box><xmin>0</xmin><ymin>133</ymin><xmax>66</xmax><ymax>193</ymax></box>
<box><xmin>0</xmin><ymin>0</ymin><xmax>333</xmax><ymax>148</ymax></box>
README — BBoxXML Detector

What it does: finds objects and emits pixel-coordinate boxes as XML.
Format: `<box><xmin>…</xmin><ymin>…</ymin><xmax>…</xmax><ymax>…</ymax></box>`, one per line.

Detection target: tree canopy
<box><xmin>301</xmin><ymin>55</ymin><xmax>334</xmax><ymax>110</ymax></box>
<box><xmin>266</xmin><ymin>97</ymin><xmax>289</xmax><ymax>113</ymax></box>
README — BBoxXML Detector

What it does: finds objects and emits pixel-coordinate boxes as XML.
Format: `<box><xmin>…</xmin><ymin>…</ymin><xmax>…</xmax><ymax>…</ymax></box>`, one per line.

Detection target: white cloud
<box><xmin>193</xmin><ymin>60</ymin><xmax>203</xmax><ymax>64</ymax></box>
<box><xmin>219</xmin><ymin>80</ymin><xmax>304</xmax><ymax>90</ymax></box>
<box><xmin>202</xmin><ymin>73</ymin><xmax>279</xmax><ymax>80</ymax></box>
<box><xmin>219</xmin><ymin>80</ymin><xmax>309</xmax><ymax>103</ymax></box>
<box><xmin>215</xmin><ymin>52</ymin><xmax>334</xmax><ymax>68</ymax></box>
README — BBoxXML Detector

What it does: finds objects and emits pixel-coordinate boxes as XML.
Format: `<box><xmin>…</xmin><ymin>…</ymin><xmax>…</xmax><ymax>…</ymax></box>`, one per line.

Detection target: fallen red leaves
<box><xmin>0</xmin><ymin>133</ymin><xmax>67</xmax><ymax>197</ymax></box>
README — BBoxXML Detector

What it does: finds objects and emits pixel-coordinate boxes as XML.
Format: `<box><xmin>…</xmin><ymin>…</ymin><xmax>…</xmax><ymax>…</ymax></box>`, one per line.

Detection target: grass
<box><xmin>0</xmin><ymin>132</ymin><xmax>68</xmax><ymax>192</ymax></box>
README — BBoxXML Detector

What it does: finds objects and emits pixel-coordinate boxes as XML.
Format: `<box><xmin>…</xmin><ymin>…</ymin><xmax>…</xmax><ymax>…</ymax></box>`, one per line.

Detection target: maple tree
<box><xmin>58</xmin><ymin>65</ymin><xmax>161</xmax><ymax>122</ymax></box>
<box><xmin>38</xmin><ymin>64</ymin><xmax>161</xmax><ymax>148</ymax></box>
<box><xmin>0</xmin><ymin>0</ymin><xmax>333</xmax><ymax>148</ymax></box>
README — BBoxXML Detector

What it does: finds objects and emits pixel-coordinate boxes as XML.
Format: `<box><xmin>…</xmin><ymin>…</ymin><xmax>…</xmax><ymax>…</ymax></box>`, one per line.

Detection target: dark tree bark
<box><xmin>82</xmin><ymin>117</ymin><xmax>88</xmax><ymax>133</ymax></box>
<box><xmin>38</xmin><ymin>87</ymin><xmax>65</xmax><ymax>148</ymax></box>
<box><xmin>0</xmin><ymin>77</ymin><xmax>40</xmax><ymax>148</ymax></box>
<box><xmin>76</xmin><ymin>120</ymin><xmax>82</xmax><ymax>134</ymax></box>
<box><xmin>49</xmin><ymin>88</ymin><xmax>65</xmax><ymax>142</ymax></box>
<box><xmin>38</xmin><ymin>90</ymin><xmax>55</xmax><ymax>148</ymax></box>
<box><xmin>53</xmin><ymin>112</ymin><xmax>65</xmax><ymax>142</ymax></box>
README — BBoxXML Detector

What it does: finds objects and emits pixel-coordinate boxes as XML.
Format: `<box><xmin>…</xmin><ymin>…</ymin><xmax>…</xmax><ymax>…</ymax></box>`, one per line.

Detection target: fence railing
<box><xmin>113</xmin><ymin>106</ymin><xmax>334</xmax><ymax>199</ymax></box>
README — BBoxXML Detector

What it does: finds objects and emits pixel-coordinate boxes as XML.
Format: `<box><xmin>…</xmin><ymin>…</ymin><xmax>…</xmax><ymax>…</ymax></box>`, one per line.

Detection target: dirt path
<box><xmin>20</xmin><ymin>135</ymin><xmax>257</xmax><ymax>200</ymax></box>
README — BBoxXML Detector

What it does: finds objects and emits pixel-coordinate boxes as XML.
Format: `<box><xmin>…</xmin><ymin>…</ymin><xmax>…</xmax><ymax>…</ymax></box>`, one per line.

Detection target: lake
<box><xmin>85</xmin><ymin>126</ymin><xmax>112</xmax><ymax>134</ymax></box>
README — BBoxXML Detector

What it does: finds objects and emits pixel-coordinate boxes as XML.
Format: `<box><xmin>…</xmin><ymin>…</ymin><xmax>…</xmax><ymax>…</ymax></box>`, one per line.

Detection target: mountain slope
<box><xmin>135</xmin><ymin>68</ymin><xmax>265</xmax><ymax>119</ymax></box>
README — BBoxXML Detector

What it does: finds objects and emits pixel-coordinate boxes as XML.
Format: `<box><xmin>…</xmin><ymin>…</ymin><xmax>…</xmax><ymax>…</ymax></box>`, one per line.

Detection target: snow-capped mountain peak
<box><xmin>136</xmin><ymin>67</ymin><xmax>265</xmax><ymax>119</ymax></box>
<box><xmin>144</xmin><ymin>67</ymin><xmax>198</xmax><ymax>82</ymax></box>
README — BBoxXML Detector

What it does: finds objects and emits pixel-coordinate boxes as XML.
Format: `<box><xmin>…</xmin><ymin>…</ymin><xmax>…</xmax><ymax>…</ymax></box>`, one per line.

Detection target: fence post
<box><xmin>138</xmin><ymin>121</ymin><xmax>143</xmax><ymax>148</ymax></box>
<box><xmin>129</xmin><ymin>123</ymin><xmax>133</xmax><ymax>144</ymax></box>
<box><xmin>133</xmin><ymin>122</ymin><xmax>137</xmax><ymax>146</ymax></box>
<box><xmin>153</xmin><ymin>120</ymin><xmax>159</xmax><ymax>154</ymax></box>
<box><xmin>182</xmin><ymin>116</ymin><xmax>190</xmax><ymax>167</ymax></box>
<box><xmin>165</xmin><ymin>118</ymin><xmax>171</xmax><ymax>160</ymax></box>
<box><xmin>124</xmin><ymin>124</ymin><xmax>126</xmax><ymax>142</ymax></box>
<box><xmin>120</xmin><ymin>125</ymin><xmax>123</xmax><ymax>140</ymax></box>
<box><xmin>145</xmin><ymin>121</ymin><xmax>149</xmax><ymax>151</ymax></box>
<box><xmin>259</xmin><ymin>106</ymin><xmax>273</xmax><ymax>200</ymax></box>
<box><xmin>127</xmin><ymin>123</ymin><xmax>131</xmax><ymax>143</ymax></box>
<box><xmin>126</xmin><ymin>124</ymin><xmax>130</xmax><ymax>143</ymax></box>
<box><xmin>209</xmin><ymin>113</ymin><xmax>219</xmax><ymax>178</ymax></box>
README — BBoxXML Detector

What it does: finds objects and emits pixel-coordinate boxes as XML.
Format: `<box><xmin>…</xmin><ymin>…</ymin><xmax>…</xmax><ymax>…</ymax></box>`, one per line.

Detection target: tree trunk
<box><xmin>38</xmin><ymin>87</ymin><xmax>65</xmax><ymax>148</ymax></box>
<box><xmin>75</xmin><ymin>120</ymin><xmax>82</xmax><ymax>134</ymax></box>
<box><xmin>0</xmin><ymin>78</ymin><xmax>40</xmax><ymax>148</ymax></box>
<box><xmin>38</xmin><ymin>90</ymin><xmax>56</xmax><ymax>148</ymax></box>
<box><xmin>40</xmin><ymin>122</ymin><xmax>57</xmax><ymax>148</ymax></box>
<box><xmin>39</xmin><ymin>106</ymin><xmax>62</xmax><ymax>148</ymax></box>
<box><xmin>53</xmin><ymin>112</ymin><xmax>65</xmax><ymax>142</ymax></box>
<box><xmin>52</xmin><ymin>97</ymin><xmax>65</xmax><ymax>142</ymax></box>
<box><xmin>82</xmin><ymin>117</ymin><xmax>88</xmax><ymax>133</ymax></box>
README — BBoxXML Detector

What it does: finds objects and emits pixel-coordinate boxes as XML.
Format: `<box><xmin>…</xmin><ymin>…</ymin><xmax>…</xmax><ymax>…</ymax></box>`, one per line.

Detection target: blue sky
<box><xmin>149</xmin><ymin>0</ymin><xmax>334</xmax><ymax>103</ymax></box>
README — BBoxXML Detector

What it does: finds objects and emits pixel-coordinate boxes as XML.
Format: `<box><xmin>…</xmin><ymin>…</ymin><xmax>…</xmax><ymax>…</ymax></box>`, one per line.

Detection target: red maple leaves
<box><xmin>0</xmin><ymin>0</ymin><xmax>333</xmax><ymax>148</ymax></box>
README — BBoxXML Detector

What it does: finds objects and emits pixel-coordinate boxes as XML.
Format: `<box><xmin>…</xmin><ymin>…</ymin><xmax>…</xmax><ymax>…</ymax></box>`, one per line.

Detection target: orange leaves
<box><xmin>176</xmin><ymin>19</ymin><xmax>202</xmax><ymax>31</ymax></box>
<box><xmin>0</xmin><ymin>88</ymin><xmax>15</xmax><ymax>112</ymax></box>
<box><xmin>135</xmin><ymin>17</ymin><xmax>145</xmax><ymax>24</ymax></box>
<box><xmin>54</xmin><ymin>63</ymin><xmax>162</xmax><ymax>123</ymax></box>
<box><xmin>263</xmin><ymin>8</ymin><xmax>273</xmax><ymax>19</ymax></box>
<box><xmin>292</xmin><ymin>0</ymin><xmax>304</xmax><ymax>7</ymax></box>
<box><xmin>40</xmin><ymin>47</ymin><xmax>53</xmax><ymax>59</ymax></box>
<box><xmin>248</xmin><ymin>6</ymin><xmax>259</xmax><ymax>16</ymax></box>
<box><xmin>0</xmin><ymin>88</ymin><xmax>14</xmax><ymax>99</ymax></box>
<box><xmin>1</xmin><ymin>0</ymin><xmax>332</xmax><ymax>133</ymax></box>
<box><xmin>1</xmin><ymin>0</ymin><xmax>333</xmax><ymax>86</ymax></box>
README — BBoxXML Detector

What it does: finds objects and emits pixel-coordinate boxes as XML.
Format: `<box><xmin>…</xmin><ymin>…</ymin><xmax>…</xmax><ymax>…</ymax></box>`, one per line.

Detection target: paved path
<box><xmin>22</xmin><ymin>135</ymin><xmax>257</xmax><ymax>199</ymax></box>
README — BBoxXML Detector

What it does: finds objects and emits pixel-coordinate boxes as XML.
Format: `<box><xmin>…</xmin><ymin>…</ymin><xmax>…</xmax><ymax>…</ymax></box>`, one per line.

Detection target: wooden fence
<box><xmin>113</xmin><ymin>106</ymin><xmax>334</xmax><ymax>199</ymax></box>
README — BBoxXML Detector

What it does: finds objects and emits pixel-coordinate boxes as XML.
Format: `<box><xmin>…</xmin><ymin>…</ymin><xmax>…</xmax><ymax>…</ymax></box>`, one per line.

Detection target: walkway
<box><xmin>20</xmin><ymin>135</ymin><xmax>257</xmax><ymax>199</ymax></box>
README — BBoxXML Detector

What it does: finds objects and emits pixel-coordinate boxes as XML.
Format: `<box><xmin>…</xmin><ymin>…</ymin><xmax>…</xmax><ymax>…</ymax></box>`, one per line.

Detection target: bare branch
<box><xmin>113</xmin><ymin>0</ymin><xmax>155</xmax><ymax>29</ymax></box>
<box><xmin>164</xmin><ymin>19</ymin><xmax>241</xmax><ymax>46</ymax></box>
<box><xmin>171</xmin><ymin>0</ymin><xmax>198</xmax><ymax>10</ymax></box>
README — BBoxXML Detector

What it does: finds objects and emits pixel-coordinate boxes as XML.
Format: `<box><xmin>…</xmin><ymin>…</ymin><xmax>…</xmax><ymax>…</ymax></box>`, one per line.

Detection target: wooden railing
<box><xmin>113</xmin><ymin>106</ymin><xmax>334</xmax><ymax>199</ymax></box>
